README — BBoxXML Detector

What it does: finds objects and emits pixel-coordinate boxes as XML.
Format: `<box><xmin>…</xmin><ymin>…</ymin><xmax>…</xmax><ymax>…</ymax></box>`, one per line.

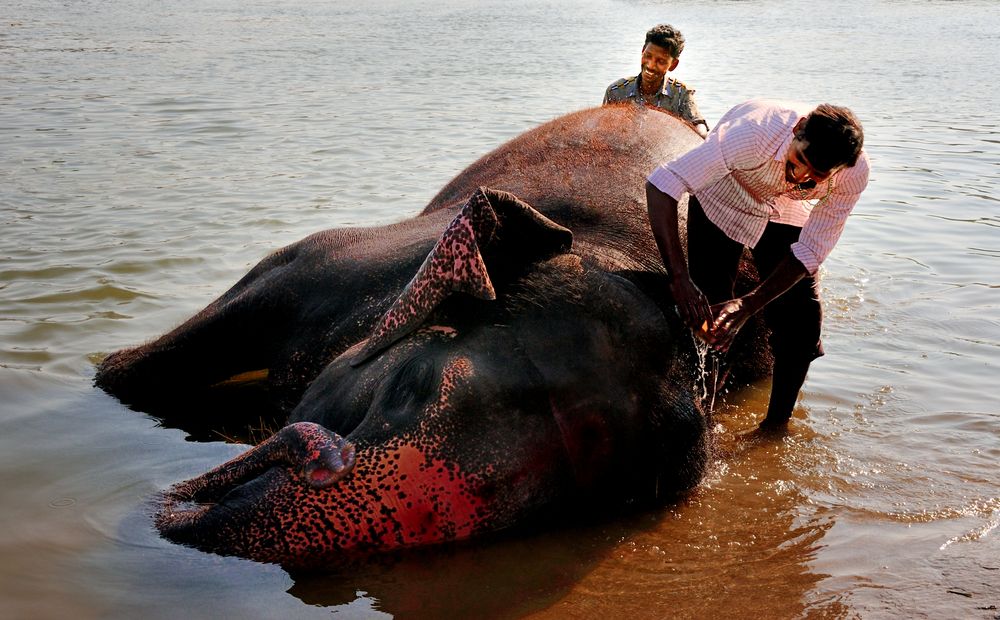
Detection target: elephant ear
<box><xmin>350</xmin><ymin>187</ymin><xmax>572</xmax><ymax>366</ymax></box>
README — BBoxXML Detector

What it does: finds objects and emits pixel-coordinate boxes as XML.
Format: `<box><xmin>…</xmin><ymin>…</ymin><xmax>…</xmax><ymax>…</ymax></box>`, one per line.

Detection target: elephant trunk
<box><xmin>154</xmin><ymin>429</ymin><xmax>502</xmax><ymax>565</ymax></box>
<box><xmin>156</xmin><ymin>422</ymin><xmax>355</xmax><ymax>539</ymax></box>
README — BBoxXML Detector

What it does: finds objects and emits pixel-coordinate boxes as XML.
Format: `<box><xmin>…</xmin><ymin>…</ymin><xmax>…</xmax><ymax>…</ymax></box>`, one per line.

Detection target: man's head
<box><xmin>639</xmin><ymin>24</ymin><xmax>685</xmax><ymax>87</ymax></box>
<box><xmin>785</xmin><ymin>104</ymin><xmax>865</xmax><ymax>185</ymax></box>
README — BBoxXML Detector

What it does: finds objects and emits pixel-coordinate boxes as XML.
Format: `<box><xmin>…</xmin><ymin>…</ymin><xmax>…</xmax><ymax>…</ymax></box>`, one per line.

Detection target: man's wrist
<box><xmin>741</xmin><ymin>291</ymin><xmax>766</xmax><ymax>315</ymax></box>
<box><xmin>668</xmin><ymin>268</ymin><xmax>688</xmax><ymax>285</ymax></box>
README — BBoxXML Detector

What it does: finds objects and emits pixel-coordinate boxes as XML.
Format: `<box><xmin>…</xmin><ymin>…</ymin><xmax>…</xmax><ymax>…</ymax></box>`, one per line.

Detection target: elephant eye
<box><xmin>372</xmin><ymin>357</ymin><xmax>439</xmax><ymax>421</ymax></box>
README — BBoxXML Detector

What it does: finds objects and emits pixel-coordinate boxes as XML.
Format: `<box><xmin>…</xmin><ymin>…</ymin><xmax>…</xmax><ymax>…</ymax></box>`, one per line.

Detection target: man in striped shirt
<box><xmin>646</xmin><ymin>99</ymin><xmax>869</xmax><ymax>431</ymax></box>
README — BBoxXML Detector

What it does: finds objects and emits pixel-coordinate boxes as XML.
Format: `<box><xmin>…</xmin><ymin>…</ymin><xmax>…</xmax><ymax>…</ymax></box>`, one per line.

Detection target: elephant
<box><xmin>95</xmin><ymin>105</ymin><xmax>771</xmax><ymax>568</ymax></box>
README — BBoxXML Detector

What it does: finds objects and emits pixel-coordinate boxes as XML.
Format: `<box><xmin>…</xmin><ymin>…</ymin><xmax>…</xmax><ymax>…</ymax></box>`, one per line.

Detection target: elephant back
<box><xmin>423</xmin><ymin>106</ymin><xmax>703</xmax><ymax>274</ymax></box>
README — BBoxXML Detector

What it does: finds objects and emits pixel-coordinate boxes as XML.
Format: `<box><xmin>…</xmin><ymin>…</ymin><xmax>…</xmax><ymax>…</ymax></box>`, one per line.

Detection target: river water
<box><xmin>1</xmin><ymin>0</ymin><xmax>998</xmax><ymax>618</ymax></box>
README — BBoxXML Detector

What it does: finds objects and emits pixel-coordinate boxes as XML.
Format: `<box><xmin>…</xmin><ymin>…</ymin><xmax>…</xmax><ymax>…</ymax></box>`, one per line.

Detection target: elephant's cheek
<box><xmin>256</xmin><ymin>443</ymin><xmax>494</xmax><ymax>559</ymax></box>
<box><xmin>159</xmin><ymin>444</ymin><xmax>501</xmax><ymax>564</ymax></box>
<box><xmin>351</xmin><ymin>443</ymin><xmax>493</xmax><ymax>548</ymax></box>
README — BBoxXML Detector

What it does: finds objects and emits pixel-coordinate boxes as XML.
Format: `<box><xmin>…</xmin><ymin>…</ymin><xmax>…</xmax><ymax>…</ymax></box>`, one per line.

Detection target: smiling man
<box><xmin>645</xmin><ymin>99</ymin><xmax>869</xmax><ymax>431</ymax></box>
<box><xmin>603</xmin><ymin>24</ymin><xmax>707</xmax><ymax>136</ymax></box>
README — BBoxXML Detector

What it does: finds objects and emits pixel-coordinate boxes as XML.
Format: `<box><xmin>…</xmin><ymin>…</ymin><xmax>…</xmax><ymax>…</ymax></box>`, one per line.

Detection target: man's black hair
<box><xmin>645</xmin><ymin>24</ymin><xmax>685</xmax><ymax>58</ymax></box>
<box><xmin>800</xmin><ymin>104</ymin><xmax>865</xmax><ymax>173</ymax></box>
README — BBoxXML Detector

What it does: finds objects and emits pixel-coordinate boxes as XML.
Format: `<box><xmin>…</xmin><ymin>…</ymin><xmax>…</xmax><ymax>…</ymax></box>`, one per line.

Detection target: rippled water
<box><xmin>2</xmin><ymin>1</ymin><xmax>998</xmax><ymax>618</ymax></box>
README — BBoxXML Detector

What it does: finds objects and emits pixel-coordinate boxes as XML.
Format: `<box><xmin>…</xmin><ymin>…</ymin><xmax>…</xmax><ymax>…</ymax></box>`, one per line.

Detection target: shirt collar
<box><xmin>773</xmin><ymin>116</ymin><xmax>801</xmax><ymax>163</ymax></box>
<box><xmin>632</xmin><ymin>74</ymin><xmax>668</xmax><ymax>99</ymax></box>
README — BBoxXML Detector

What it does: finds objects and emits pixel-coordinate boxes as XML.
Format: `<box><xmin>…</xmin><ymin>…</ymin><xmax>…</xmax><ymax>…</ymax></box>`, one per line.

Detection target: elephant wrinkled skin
<box><xmin>95</xmin><ymin>105</ymin><xmax>770</xmax><ymax>567</ymax></box>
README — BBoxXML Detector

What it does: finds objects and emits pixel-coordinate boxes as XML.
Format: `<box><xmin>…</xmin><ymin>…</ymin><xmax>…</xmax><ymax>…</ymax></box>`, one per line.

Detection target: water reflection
<box><xmin>517</xmin><ymin>390</ymin><xmax>850</xmax><ymax>618</ymax></box>
<box><xmin>289</xmin><ymin>520</ymin><xmax>644</xmax><ymax>618</ymax></box>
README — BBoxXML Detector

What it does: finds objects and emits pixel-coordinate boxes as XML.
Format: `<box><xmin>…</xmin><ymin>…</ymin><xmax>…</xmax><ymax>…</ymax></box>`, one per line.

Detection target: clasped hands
<box><xmin>670</xmin><ymin>277</ymin><xmax>757</xmax><ymax>353</ymax></box>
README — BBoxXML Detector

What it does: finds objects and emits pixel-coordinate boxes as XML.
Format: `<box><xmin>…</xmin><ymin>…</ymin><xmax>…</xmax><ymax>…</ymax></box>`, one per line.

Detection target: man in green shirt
<box><xmin>603</xmin><ymin>24</ymin><xmax>708</xmax><ymax>136</ymax></box>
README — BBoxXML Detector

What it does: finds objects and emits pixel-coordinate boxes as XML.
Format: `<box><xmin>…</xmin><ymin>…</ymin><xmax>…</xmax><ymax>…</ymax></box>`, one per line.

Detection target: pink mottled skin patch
<box><xmin>272</xmin><ymin>357</ymin><xmax>488</xmax><ymax>559</ymax></box>
<box><xmin>207</xmin><ymin>441</ymin><xmax>491</xmax><ymax>565</ymax></box>
<box><xmin>160</xmin><ymin>355</ymin><xmax>495</xmax><ymax>564</ymax></box>
<box><xmin>373</xmin><ymin>443</ymin><xmax>487</xmax><ymax>546</ymax></box>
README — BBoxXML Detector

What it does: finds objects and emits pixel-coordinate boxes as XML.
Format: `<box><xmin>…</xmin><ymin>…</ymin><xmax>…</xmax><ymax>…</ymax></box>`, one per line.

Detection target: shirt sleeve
<box><xmin>647</xmin><ymin>116</ymin><xmax>767</xmax><ymax>200</ymax></box>
<box><xmin>603</xmin><ymin>81</ymin><xmax>622</xmax><ymax>105</ymax></box>
<box><xmin>791</xmin><ymin>152</ymin><xmax>871</xmax><ymax>274</ymax></box>
<box><xmin>678</xmin><ymin>89</ymin><xmax>706</xmax><ymax>128</ymax></box>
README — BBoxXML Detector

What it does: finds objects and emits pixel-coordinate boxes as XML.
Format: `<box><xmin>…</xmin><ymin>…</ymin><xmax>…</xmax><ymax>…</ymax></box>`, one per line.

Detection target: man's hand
<box><xmin>670</xmin><ymin>275</ymin><xmax>712</xmax><ymax>330</ymax></box>
<box><xmin>706</xmin><ymin>296</ymin><xmax>760</xmax><ymax>353</ymax></box>
<box><xmin>705</xmin><ymin>253</ymin><xmax>810</xmax><ymax>352</ymax></box>
<box><xmin>646</xmin><ymin>182</ymin><xmax>713</xmax><ymax>330</ymax></box>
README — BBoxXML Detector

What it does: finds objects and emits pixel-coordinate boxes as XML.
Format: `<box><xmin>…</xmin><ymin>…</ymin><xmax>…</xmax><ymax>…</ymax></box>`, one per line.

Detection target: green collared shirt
<box><xmin>603</xmin><ymin>75</ymin><xmax>707</xmax><ymax>130</ymax></box>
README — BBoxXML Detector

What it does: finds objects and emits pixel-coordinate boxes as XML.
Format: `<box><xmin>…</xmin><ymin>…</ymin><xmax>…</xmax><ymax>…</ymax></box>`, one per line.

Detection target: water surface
<box><xmin>1</xmin><ymin>1</ymin><xmax>998</xmax><ymax>618</ymax></box>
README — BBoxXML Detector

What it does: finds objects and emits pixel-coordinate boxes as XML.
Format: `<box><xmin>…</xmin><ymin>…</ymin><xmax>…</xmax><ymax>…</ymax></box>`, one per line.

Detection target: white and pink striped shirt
<box><xmin>647</xmin><ymin>99</ymin><xmax>870</xmax><ymax>274</ymax></box>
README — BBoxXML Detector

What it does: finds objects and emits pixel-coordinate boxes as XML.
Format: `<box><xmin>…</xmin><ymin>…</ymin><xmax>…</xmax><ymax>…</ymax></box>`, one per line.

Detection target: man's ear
<box><xmin>669</xmin><ymin>58</ymin><xmax>680</xmax><ymax>72</ymax></box>
<box><xmin>793</xmin><ymin>116</ymin><xmax>808</xmax><ymax>136</ymax></box>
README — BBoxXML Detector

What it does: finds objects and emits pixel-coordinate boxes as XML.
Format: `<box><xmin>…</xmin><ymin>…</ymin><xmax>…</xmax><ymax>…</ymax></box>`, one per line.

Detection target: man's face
<box><xmin>784</xmin><ymin>136</ymin><xmax>839</xmax><ymax>185</ymax></box>
<box><xmin>640</xmin><ymin>42</ymin><xmax>678</xmax><ymax>86</ymax></box>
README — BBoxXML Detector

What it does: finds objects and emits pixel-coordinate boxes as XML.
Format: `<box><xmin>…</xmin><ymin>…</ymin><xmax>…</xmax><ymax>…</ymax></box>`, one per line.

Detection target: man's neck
<box><xmin>638</xmin><ymin>74</ymin><xmax>662</xmax><ymax>97</ymax></box>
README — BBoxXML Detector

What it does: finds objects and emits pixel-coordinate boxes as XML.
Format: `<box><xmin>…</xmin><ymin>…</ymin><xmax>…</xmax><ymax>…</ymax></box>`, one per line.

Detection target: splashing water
<box><xmin>691</xmin><ymin>331</ymin><xmax>719</xmax><ymax>416</ymax></box>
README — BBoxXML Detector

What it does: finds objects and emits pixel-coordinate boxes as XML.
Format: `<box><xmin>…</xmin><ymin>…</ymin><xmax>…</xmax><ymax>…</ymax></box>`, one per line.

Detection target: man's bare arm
<box><xmin>645</xmin><ymin>181</ymin><xmax>712</xmax><ymax>328</ymax></box>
